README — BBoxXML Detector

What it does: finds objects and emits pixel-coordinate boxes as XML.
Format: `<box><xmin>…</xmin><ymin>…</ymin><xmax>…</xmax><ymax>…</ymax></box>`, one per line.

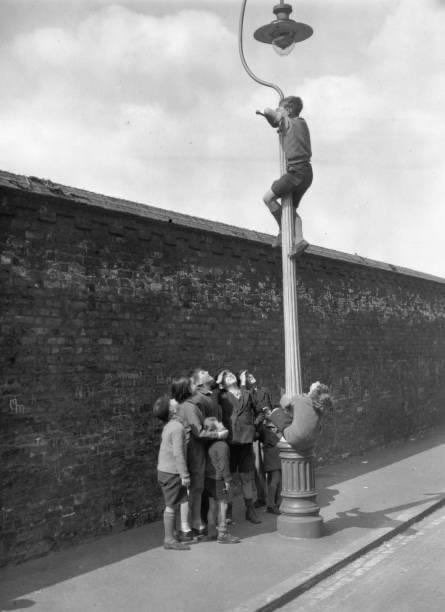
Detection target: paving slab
<box><xmin>1</xmin><ymin>425</ymin><xmax>444</xmax><ymax>612</ymax></box>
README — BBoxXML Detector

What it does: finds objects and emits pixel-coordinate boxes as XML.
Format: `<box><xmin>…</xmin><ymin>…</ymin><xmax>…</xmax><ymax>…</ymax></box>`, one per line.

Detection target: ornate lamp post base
<box><xmin>277</xmin><ymin>440</ymin><xmax>323</xmax><ymax>538</ymax></box>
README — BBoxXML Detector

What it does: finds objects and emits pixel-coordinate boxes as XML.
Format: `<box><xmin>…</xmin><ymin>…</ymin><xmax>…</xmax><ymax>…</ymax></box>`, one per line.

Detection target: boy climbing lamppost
<box><xmin>239</xmin><ymin>0</ymin><xmax>324</xmax><ymax>538</ymax></box>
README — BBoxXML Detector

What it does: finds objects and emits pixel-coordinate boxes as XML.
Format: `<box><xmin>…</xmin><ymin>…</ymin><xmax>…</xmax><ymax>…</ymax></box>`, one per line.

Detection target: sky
<box><xmin>0</xmin><ymin>0</ymin><xmax>444</xmax><ymax>277</ymax></box>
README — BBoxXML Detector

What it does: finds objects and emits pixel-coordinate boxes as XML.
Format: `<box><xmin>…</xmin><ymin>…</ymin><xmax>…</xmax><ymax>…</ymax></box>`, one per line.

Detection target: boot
<box><xmin>290</xmin><ymin>239</ymin><xmax>309</xmax><ymax>258</ymax></box>
<box><xmin>217</xmin><ymin>527</ymin><xmax>240</xmax><ymax>544</ymax></box>
<box><xmin>272</xmin><ymin>231</ymin><xmax>282</xmax><ymax>248</ymax></box>
<box><xmin>164</xmin><ymin>510</ymin><xmax>190</xmax><ymax>550</ymax></box>
<box><xmin>245</xmin><ymin>499</ymin><xmax>262</xmax><ymax>524</ymax></box>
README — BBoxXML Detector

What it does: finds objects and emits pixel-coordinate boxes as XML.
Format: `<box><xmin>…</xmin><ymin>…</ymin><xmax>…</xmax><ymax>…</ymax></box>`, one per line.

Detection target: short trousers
<box><xmin>190</xmin><ymin>470</ymin><xmax>205</xmax><ymax>493</ymax></box>
<box><xmin>157</xmin><ymin>470</ymin><xmax>188</xmax><ymax>507</ymax></box>
<box><xmin>230</xmin><ymin>443</ymin><xmax>255</xmax><ymax>474</ymax></box>
<box><xmin>204</xmin><ymin>477</ymin><xmax>228</xmax><ymax>501</ymax></box>
<box><xmin>271</xmin><ymin>162</ymin><xmax>313</xmax><ymax>208</ymax></box>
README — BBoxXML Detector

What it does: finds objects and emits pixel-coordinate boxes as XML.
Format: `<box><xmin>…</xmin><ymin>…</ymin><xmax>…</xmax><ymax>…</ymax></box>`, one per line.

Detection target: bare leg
<box><xmin>241</xmin><ymin>471</ymin><xmax>261</xmax><ymax>524</ymax></box>
<box><xmin>217</xmin><ymin>500</ymin><xmax>240</xmax><ymax>544</ymax></box>
<box><xmin>263</xmin><ymin>190</ymin><xmax>282</xmax><ymax>247</ymax></box>
<box><xmin>190</xmin><ymin>488</ymin><xmax>205</xmax><ymax>532</ymax></box>
<box><xmin>180</xmin><ymin>500</ymin><xmax>191</xmax><ymax>534</ymax></box>
<box><xmin>207</xmin><ymin>497</ymin><xmax>217</xmax><ymax>539</ymax></box>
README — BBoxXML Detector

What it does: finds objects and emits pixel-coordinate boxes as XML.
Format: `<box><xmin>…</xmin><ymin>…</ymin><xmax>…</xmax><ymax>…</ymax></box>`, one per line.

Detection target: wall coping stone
<box><xmin>1</xmin><ymin>168</ymin><xmax>444</xmax><ymax>285</ymax></box>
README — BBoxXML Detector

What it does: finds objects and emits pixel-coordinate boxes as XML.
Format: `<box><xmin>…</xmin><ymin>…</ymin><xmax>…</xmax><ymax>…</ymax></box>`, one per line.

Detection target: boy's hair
<box><xmin>171</xmin><ymin>376</ymin><xmax>193</xmax><ymax>403</ymax></box>
<box><xmin>280</xmin><ymin>96</ymin><xmax>303</xmax><ymax>116</ymax></box>
<box><xmin>309</xmin><ymin>381</ymin><xmax>333</xmax><ymax>415</ymax></box>
<box><xmin>153</xmin><ymin>395</ymin><xmax>171</xmax><ymax>423</ymax></box>
<box><xmin>189</xmin><ymin>368</ymin><xmax>203</xmax><ymax>385</ymax></box>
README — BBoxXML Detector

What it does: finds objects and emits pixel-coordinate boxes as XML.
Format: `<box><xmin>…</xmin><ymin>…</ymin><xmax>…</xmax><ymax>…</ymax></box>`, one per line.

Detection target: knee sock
<box><xmin>163</xmin><ymin>508</ymin><xmax>176</xmax><ymax>544</ymax></box>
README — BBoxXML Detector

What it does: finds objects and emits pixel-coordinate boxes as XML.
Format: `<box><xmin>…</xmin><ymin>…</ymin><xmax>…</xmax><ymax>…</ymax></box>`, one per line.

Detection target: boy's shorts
<box><xmin>204</xmin><ymin>477</ymin><xmax>228</xmax><ymax>501</ymax></box>
<box><xmin>271</xmin><ymin>162</ymin><xmax>313</xmax><ymax>208</ymax></box>
<box><xmin>230</xmin><ymin>443</ymin><xmax>255</xmax><ymax>474</ymax></box>
<box><xmin>158</xmin><ymin>470</ymin><xmax>188</xmax><ymax>506</ymax></box>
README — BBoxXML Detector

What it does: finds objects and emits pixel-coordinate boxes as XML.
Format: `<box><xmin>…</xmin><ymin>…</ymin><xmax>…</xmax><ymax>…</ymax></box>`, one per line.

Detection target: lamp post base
<box><xmin>277</xmin><ymin>441</ymin><xmax>324</xmax><ymax>539</ymax></box>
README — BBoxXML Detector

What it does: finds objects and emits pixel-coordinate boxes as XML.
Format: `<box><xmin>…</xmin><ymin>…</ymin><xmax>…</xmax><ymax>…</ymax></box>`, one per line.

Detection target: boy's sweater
<box><xmin>157</xmin><ymin>418</ymin><xmax>189</xmax><ymax>479</ymax></box>
<box><xmin>205</xmin><ymin>440</ymin><xmax>231</xmax><ymax>482</ymax></box>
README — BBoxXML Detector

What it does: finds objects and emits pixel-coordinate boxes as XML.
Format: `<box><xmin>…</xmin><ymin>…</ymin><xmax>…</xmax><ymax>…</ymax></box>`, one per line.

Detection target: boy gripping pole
<box><xmin>258</xmin><ymin>95</ymin><xmax>312</xmax><ymax>255</ymax></box>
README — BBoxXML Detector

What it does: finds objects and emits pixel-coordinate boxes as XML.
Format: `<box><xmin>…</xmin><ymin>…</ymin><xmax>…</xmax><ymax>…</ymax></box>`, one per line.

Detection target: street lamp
<box><xmin>254</xmin><ymin>2</ymin><xmax>313</xmax><ymax>56</ymax></box>
<box><xmin>239</xmin><ymin>0</ymin><xmax>323</xmax><ymax>538</ymax></box>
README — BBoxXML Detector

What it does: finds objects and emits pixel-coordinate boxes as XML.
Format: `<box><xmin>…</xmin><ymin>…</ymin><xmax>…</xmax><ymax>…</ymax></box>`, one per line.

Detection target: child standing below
<box><xmin>258</xmin><ymin>415</ymin><xmax>282</xmax><ymax>515</ymax></box>
<box><xmin>154</xmin><ymin>395</ymin><xmax>191</xmax><ymax>551</ymax></box>
<box><xmin>261</xmin><ymin>95</ymin><xmax>312</xmax><ymax>255</ymax></box>
<box><xmin>203</xmin><ymin>417</ymin><xmax>240</xmax><ymax>544</ymax></box>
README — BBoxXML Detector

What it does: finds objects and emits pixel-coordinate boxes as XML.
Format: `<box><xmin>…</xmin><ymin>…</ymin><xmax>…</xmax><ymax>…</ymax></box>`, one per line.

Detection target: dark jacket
<box><xmin>220</xmin><ymin>389</ymin><xmax>258</xmax><ymax>445</ymax></box>
<box><xmin>250</xmin><ymin>387</ymin><xmax>273</xmax><ymax>414</ymax></box>
<box><xmin>190</xmin><ymin>386</ymin><xmax>222</xmax><ymax>421</ymax></box>
<box><xmin>258</xmin><ymin>424</ymin><xmax>281</xmax><ymax>472</ymax></box>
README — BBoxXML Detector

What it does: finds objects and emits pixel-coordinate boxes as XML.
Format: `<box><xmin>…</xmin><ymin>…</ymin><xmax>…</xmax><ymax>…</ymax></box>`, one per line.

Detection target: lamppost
<box><xmin>239</xmin><ymin>0</ymin><xmax>323</xmax><ymax>538</ymax></box>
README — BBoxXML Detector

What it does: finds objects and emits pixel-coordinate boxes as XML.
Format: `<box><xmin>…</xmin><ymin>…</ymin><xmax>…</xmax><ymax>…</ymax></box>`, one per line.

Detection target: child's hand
<box><xmin>224</xmin><ymin>481</ymin><xmax>232</xmax><ymax>493</ymax></box>
<box><xmin>182</xmin><ymin>476</ymin><xmax>191</xmax><ymax>488</ymax></box>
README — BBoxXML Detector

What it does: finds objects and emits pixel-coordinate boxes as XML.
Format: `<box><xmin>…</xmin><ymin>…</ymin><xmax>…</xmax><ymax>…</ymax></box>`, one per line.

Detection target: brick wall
<box><xmin>1</xmin><ymin>171</ymin><xmax>444</xmax><ymax>565</ymax></box>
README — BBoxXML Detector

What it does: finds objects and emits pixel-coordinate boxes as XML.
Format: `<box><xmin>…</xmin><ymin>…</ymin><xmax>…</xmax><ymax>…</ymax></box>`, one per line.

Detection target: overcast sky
<box><xmin>0</xmin><ymin>0</ymin><xmax>444</xmax><ymax>276</ymax></box>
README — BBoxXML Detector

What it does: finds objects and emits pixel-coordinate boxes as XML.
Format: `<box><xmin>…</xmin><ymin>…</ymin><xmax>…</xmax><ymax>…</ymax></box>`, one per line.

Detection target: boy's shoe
<box><xmin>290</xmin><ymin>239</ymin><xmax>309</xmax><ymax>258</ymax></box>
<box><xmin>191</xmin><ymin>527</ymin><xmax>207</xmax><ymax>541</ymax></box>
<box><xmin>178</xmin><ymin>530</ymin><xmax>194</xmax><ymax>542</ymax></box>
<box><xmin>164</xmin><ymin>541</ymin><xmax>190</xmax><ymax>551</ymax></box>
<box><xmin>217</xmin><ymin>532</ymin><xmax>240</xmax><ymax>544</ymax></box>
<box><xmin>272</xmin><ymin>232</ymin><xmax>282</xmax><ymax>248</ymax></box>
<box><xmin>245</xmin><ymin>501</ymin><xmax>262</xmax><ymax>524</ymax></box>
<box><xmin>266</xmin><ymin>506</ymin><xmax>281</xmax><ymax>515</ymax></box>
<box><xmin>254</xmin><ymin>499</ymin><xmax>266</xmax><ymax>508</ymax></box>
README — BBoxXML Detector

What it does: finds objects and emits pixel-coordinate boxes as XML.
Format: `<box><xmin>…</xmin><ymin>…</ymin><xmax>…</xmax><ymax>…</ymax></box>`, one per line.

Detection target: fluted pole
<box><xmin>279</xmin><ymin>142</ymin><xmax>302</xmax><ymax>396</ymax></box>
<box><xmin>277</xmin><ymin>135</ymin><xmax>323</xmax><ymax>540</ymax></box>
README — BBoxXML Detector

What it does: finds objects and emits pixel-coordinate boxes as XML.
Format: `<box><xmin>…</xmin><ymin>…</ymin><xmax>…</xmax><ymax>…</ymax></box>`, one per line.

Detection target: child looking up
<box><xmin>154</xmin><ymin>395</ymin><xmax>191</xmax><ymax>551</ymax></box>
<box><xmin>203</xmin><ymin>417</ymin><xmax>240</xmax><ymax>544</ymax></box>
<box><xmin>261</xmin><ymin>95</ymin><xmax>312</xmax><ymax>255</ymax></box>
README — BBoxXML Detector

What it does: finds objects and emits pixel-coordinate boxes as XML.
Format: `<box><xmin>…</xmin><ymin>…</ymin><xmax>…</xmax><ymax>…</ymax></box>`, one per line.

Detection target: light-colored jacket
<box><xmin>157</xmin><ymin>418</ymin><xmax>189</xmax><ymax>479</ymax></box>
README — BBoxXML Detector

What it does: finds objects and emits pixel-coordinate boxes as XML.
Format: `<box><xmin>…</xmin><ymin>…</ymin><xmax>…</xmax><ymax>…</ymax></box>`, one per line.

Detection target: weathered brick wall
<box><xmin>1</xmin><ymin>173</ymin><xmax>444</xmax><ymax>565</ymax></box>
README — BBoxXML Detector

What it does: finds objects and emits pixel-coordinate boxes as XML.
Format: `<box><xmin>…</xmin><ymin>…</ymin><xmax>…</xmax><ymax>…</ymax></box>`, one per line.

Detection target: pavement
<box><xmin>1</xmin><ymin>424</ymin><xmax>445</xmax><ymax>612</ymax></box>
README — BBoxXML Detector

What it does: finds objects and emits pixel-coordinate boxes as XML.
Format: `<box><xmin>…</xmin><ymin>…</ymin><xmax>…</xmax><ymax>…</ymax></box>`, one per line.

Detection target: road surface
<box><xmin>278</xmin><ymin>507</ymin><xmax>445</xmax><ymax>612</ymax></box>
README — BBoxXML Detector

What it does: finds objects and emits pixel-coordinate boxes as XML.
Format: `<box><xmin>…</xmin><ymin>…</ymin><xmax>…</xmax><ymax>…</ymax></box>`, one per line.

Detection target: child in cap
<box><xmin>154</xmin><ymin>395</ymin><xmax>191</xmax><ymax>551</ymax></box>
<box><xmin>203</xmin><ymin>416</ymin><xmax>240</xmax><ymax>544</ymax></box>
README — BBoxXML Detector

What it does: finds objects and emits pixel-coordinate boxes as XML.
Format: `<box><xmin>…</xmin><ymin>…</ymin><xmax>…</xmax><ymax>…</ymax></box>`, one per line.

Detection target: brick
<box><xmin>1</xmin><ymin>170</ymin><xmax>444</xmax><ymax>566</ymax></box>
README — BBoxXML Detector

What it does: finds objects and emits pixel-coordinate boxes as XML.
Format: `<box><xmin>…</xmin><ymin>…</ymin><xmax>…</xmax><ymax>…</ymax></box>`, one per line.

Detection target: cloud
<box><xmin>0</xmin><ymin>0</ymin><xmax>444</xmax><ymax>277</ymax></box>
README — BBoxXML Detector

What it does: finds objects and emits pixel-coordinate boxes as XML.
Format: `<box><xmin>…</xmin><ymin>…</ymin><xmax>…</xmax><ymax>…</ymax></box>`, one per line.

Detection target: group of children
<box><xmin>153</xmin><ymin>368</ymin><xmax>283</xmax><ymax>551</ymax></box>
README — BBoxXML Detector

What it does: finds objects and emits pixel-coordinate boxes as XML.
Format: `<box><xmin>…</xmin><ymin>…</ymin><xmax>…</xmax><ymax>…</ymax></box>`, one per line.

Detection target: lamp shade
<box><xmin>254</xmin><ymin>19</ymin><xmax>313</xmax><ymax>46</ymax></box>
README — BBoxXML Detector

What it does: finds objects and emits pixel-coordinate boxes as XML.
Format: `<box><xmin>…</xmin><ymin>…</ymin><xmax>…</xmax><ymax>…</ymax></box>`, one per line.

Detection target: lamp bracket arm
<box><xmin>239</xmin><ymin>0</ymin><xmax>284</xmax><ymax>102</ymax></box>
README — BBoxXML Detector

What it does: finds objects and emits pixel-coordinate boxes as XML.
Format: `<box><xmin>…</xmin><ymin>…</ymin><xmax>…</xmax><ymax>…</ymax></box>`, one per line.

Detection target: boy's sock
<box><xmin>164</xmin><ymin>508</ymin><xmax>190</xmax><ymax>550</ymax></box>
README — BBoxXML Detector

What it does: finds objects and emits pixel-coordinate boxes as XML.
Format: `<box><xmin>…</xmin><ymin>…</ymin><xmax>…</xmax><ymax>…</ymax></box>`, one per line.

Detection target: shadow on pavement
<box><xmin>0</xmin><ymin>599</ymin><xmax>36</xmax><ymax>610</ymax></box>
<box><xmin>323</xmin><ymin>494</ymin><xmax>445</xmax><ymax>537</ymax></box>
<box><xmin>0</xmin><ymin>425</ymin><xmax>444</xmax><ymax>610</ymax></box>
